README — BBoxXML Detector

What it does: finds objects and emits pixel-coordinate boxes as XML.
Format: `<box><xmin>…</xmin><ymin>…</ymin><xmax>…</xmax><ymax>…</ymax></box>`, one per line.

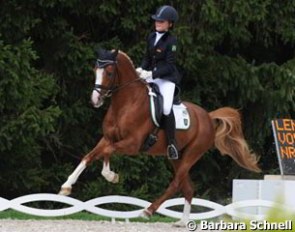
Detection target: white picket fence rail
<box><xmin>0</xmin><ymin>194</ymin><xmax>293</xmax><ymax>221</ymax></box>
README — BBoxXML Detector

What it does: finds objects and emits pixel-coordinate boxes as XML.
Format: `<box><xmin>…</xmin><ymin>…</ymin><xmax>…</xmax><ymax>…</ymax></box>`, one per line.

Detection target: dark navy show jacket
<box><xmin>141</xmin><ymin>31</ymin><xmax>180</xmax><ymax>84</ymax></box>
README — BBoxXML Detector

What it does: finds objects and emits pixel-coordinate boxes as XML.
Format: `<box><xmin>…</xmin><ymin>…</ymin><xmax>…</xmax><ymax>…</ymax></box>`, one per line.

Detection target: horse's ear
<box><xmin>96</xmin><ymin>47</ymin><xmax>105</xmax><ymax>58</ymax></box>
<box><xmin>113</xmin><ymin>49</ymin><xmax>119</xmax><ymax>57</ymax></box>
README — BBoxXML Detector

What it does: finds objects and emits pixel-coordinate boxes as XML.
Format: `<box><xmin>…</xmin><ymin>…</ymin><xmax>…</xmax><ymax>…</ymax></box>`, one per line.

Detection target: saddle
<box><xmin>147</xmin><ymin>83</ymin><xmax>190</xmax><ymax>130</ymax></box>
<box><xmin>141</xmin><ymin>83</ymin><xmax>190</xmax><ymax>152</ymax></box>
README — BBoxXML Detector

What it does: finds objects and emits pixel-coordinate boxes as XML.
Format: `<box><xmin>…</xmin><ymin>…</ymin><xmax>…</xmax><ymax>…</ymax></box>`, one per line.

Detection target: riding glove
<box><xmin>136</xmin><ymin>67</ymin><xmax>143</xmax><ymax>75</ymax></box>
<box><xmin>140</xmin><ymin>70</ymin><xmax>152</xmax><ymax>80</ymax></box>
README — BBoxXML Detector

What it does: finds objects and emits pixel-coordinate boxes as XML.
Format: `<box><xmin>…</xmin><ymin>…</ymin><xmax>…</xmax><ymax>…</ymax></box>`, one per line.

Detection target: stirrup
<box><xmin>167</xmin><ymin>144</ymin><xmax>179</xmax><ymax>160</ymax></box>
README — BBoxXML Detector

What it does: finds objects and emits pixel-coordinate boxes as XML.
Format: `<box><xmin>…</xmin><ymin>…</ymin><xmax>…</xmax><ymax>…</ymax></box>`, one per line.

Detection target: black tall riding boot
<box><xmin>163</xmin><ymin>112</ymin><xmax>179</xmax><ymax>159</ymax></box>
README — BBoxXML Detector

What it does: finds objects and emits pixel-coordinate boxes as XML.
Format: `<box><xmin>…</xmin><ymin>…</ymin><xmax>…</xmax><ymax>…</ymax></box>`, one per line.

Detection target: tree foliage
<box><xmin>0</xmin><ymin>38</ymin><xmax>61</xmax><ymax>196</ymax></box>
<box><xmin>0</xmin><ymin>0</ymin><xmax>294</xmax><ymax>202</ymax></box>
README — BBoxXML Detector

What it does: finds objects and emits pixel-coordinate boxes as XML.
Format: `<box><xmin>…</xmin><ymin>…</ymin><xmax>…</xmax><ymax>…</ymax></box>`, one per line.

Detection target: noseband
<box><xmin>93</xmin><ymin>58</ymin><xmax>142</xmax><ymax>99</ymax></box>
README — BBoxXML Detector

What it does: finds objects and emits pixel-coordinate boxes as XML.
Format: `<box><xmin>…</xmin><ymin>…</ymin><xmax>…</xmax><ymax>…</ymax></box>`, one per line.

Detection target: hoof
<box><xmin>111</xmin><ymin>173</ymin><xmax>119</xmax><ymax>184</ymax></box>
<box><xmin>139</xmin><ymin>209</ymin><xmax>152</xmax><ymax>220</ymax></box>
<box><xmin>58</xmin><ymin>187</ymin><xmax>72</xmax><ymax>196</ymax></box>
<box><xmin>173</xmin><ymin>220</ymin><xmax>187</xmax><ymax>228</ymax></box>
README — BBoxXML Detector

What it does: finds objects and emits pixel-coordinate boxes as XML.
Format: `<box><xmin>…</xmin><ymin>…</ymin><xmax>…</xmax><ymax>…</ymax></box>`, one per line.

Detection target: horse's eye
<box><xmin>106</xmin><ymin>71</ymin><xmax>113</xmax><ymax>78</ymax></box>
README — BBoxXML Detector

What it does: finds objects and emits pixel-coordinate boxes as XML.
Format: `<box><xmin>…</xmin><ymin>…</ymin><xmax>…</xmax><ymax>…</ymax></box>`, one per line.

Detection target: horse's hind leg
<box><xmin>160</xmin><ymin>161</ymin><xmax>194</xmax><ymax>227</ymax></box>
<box><xmin>59</xmin><ymin>137</ymin><xmax>114</xmax><ymax>195</ymax></box>
<box><xmin>174</xmin><ymin>175</ymin><xmax>194</xmax><ymax>227</ymax></box>
<box><xmin>140</xmin><ymin>161</ymin><xmax>190</xmax><ymax>217</ymax></box>
<box><xmin>141</xmin><ymin>142</ymin><xmax>209</xmax><ymax>218</ymax></box>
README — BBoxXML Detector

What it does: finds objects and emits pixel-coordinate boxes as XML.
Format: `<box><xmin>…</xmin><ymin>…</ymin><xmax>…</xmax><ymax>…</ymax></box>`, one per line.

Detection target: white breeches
<box><xmin>147</xmin><ymin>78</ymin><xmax>175</xmax><ymax>115</ymax></box>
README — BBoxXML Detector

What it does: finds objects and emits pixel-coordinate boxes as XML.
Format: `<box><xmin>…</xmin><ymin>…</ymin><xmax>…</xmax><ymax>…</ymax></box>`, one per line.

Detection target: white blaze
<box><xmin>91</xmin><ymin>68</ymin><xmax>104</xmax><ymax>107</ymax></box>
<box><xmin>95</xmin><ymin>68</ymin><xmax>103</xmax><ymax>85</ymax></box>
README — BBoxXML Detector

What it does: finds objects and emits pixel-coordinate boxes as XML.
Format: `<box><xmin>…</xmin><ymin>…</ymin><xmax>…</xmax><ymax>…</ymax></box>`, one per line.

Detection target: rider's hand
<box><xmin>140</xmin><ymin>70</ymin><xmax>152</xmax><ymax>80</ymax></box>
<box><xmin>136</xmin><ymin>67</ymin><xmax>143</xmax><ymax>75</ymax></box>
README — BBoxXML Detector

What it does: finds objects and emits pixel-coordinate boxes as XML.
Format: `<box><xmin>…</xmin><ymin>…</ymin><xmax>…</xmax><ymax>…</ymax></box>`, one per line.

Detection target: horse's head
<box><xmin>91</xmin><ymin>49</ymin><xmax>119</xmax><ymax>108</ymax></box>
<box><xmin>91</xmin><ymin>48</ymin><xmax>140</xmax><ymax>108</ymax></box>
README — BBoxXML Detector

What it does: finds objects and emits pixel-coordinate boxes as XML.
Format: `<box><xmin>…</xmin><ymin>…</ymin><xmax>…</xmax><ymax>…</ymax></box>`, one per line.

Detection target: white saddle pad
<box><xmin>173</xmin><ymin>104</ymin><xmax>190</xmax><ymax>130</ymax></box>
<box><xmin>147</xmin><ymin>85</ymin><xmax>190</xmax><ymax>130</ymax></box>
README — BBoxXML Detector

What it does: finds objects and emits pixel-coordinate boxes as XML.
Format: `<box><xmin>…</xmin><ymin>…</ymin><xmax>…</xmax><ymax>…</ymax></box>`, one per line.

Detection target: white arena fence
<box><xmin>0</xmin><ymin>194</ymin><xmax>293</xmax><ymax>221</ymax></box>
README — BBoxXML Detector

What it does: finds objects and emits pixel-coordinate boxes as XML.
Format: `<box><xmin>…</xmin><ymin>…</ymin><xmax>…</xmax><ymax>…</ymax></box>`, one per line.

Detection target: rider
<box><xmin>136</xmin><ymin>5</ymin><xmax>181</xmax><ymax>160</ymax></box>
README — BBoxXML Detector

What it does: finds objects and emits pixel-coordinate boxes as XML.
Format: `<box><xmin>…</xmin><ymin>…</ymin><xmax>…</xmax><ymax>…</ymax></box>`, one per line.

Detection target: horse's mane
<box><xmin>117</xmin><ymin>50</ymin><xmax>135</xmax><ymax>68</ymax></box>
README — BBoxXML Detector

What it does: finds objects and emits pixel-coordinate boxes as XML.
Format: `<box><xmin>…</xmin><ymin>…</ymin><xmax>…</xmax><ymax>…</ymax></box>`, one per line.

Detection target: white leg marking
<box><xmin>61</xmin><ymin>160</ymin><xmax>87</xmax><ymax>189</ymax></box>
<box><xmin>101</xmin><ymin>161</ymin><xmax>119</xmax><ymax>183</ymax></box>
<box><xmin>182</xmin><ymin>200</ymin><xmax>191</xmax><ymax>222</ymax></box>
<box><xmin>173</xmin><ymin>200</ymin><xmax>191</xmax><ymax>227</ymax></box>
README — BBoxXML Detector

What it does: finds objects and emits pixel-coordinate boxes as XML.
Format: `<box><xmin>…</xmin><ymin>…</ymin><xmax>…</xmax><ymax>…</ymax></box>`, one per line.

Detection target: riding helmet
<box><xmin>151</xmin><ymin>5</ymin><xmax>179</xmax><ymax>23</ymax></box>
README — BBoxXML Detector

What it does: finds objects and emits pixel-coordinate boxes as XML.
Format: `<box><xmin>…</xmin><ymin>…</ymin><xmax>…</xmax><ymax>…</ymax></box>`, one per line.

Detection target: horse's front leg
<box><xmin>101</xmin><ymin>158</ymin><xmax>119</xmax><ymax>183</ymax></box>
<box><xmin>59</xmin><ymin>160</ymin><xmax>87</xmax><ymax>196</ymax></box>
<box><xmin>100</xmin><ymin>136</ymin><xmax>142</xmax><ymax>183</ymax></box>
<box><xmin>59</xmin><ymin>137</ymin><xmax>114</xmax><ymax>195</ymax></box>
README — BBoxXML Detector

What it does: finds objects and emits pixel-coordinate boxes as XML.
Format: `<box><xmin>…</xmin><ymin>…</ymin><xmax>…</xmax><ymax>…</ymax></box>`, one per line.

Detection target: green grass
<box><xmin>0</xmin><ymin>210</ymin><xmax>178</xmax><ymax>223</ymax></box>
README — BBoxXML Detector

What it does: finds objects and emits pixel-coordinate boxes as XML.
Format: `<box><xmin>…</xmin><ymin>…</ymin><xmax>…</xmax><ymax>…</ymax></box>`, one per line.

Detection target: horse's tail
<box><xmin>209</xmin><ymin>107</ymin><xmax>261</xmax><ymax>173</ymax></box>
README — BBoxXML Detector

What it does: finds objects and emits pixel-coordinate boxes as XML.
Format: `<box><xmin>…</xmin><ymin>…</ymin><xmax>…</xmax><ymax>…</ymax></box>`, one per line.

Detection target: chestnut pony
<box><xmin>59</xmin><ymin>49</ymin><xmax>260</xmax><ymax>225</ymax></box>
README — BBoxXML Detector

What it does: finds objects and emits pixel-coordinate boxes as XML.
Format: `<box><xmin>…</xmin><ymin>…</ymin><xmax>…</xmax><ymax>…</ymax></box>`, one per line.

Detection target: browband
<box><xmin>96</xmin><ymin>59</ymin><xmax>117</xmax><ymax>68</ymax></box>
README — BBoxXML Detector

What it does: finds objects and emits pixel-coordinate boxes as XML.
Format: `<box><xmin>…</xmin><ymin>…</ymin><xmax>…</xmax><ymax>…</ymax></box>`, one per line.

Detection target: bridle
<box><xmin>93</xmin><ymin>59</ymin><xmax>117</xmax><ymax>98</ymax></box>
<box><xmin>93</xmin><ymin>58</ymin><xmax>142</xmax><ymax>99</ymax></box>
